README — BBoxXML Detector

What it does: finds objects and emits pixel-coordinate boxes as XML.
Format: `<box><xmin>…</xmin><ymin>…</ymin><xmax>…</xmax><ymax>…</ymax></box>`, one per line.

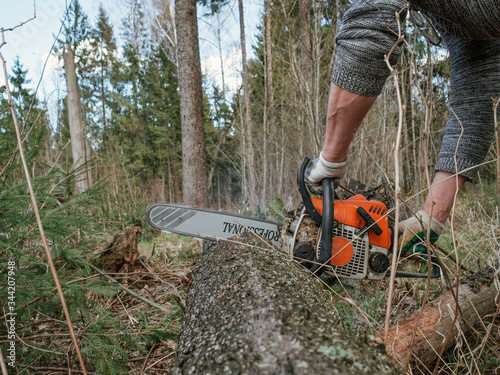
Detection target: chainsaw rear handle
<box><xmin>298</xmin><ymin>157</ymin><xmax>339</xmax><ymax>275</ymax></box>
<box><xmin>394</xmin><ymin>252</ymin><xmax>442</xmax><ymax>279</ymax></box>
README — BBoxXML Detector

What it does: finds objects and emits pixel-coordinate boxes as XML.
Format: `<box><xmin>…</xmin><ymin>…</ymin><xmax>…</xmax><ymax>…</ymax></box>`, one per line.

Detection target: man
<box><xmin>307</xmin><ymin>0</ymin><xmax>500</xmax><ymax>255</ymax></box>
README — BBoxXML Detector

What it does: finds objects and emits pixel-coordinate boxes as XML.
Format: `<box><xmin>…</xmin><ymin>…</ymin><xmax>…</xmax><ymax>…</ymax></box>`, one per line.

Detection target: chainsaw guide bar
<box><xmin>146</xmin><ymin>203</ymin><xmax>282</xmax><ymax>247</ymax></box>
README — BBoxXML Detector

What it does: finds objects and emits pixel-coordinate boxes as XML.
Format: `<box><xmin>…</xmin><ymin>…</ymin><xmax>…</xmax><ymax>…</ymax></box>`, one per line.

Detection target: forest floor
<box><xmin>120</xmin><ymin>183</ymin><xmax>499</xmax><ymax>374</ymax></box>
<box><xmin>8</xmin><ymin>184</ymin><xmax>499</xmax><ymax>374</ymax></box>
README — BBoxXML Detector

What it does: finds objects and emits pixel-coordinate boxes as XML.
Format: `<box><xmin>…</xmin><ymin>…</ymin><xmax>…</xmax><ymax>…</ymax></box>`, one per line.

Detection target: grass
<box><xmin>319</xmin><ymin>185</ymin><xmax>500</xmax><ymax>374</ymax></box>
<box><xmin>50</xmin><ymin>184</ymin><xmax>493</xmax><ymax>374</ymax></box>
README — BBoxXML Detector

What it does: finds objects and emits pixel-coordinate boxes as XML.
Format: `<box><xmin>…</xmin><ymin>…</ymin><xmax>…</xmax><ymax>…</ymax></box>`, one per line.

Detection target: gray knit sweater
<box><xmin>332</xmin><ymin>0</ymin><xmax>500</xmax><ymax>180</ymax></box>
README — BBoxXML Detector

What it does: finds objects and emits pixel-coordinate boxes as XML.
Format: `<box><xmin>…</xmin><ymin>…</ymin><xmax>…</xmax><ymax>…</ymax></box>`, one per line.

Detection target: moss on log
<box><xmin>172</xmin><ymin>233</ymin><xmax>396</xmax><ymax>375</ymax></box>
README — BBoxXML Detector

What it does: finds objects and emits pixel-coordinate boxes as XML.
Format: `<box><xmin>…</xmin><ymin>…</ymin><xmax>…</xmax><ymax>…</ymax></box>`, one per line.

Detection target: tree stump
<box><xmin>172</xmin><ymin>233</ymin><xmax>396</xmax><ymax>375</ymax></box>
<box><xmin>96</xmin><ymin>226</ymin><xmax>142</xmax><ymax>273</ymax></box>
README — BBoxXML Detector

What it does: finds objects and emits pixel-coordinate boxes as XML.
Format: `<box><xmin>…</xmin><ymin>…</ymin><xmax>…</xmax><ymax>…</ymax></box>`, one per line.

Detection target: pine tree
<box><xmin>83</xmin><ymin>4</ymin><xmax>117</xmax><ymax>146</ymax></box>
<box><xmin>175</xmin><ymin>0</ymin><xmax>209</xmax><ymax>207</ymax></box>
<box><xmin>0</xmin><ymin>58</ymin><xmax>49</xmax><ymax>179</ymax></box>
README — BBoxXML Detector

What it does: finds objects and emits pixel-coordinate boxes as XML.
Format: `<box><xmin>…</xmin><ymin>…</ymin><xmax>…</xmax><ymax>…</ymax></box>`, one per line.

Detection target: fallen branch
<box><xmin>384</xmin><ymin>266</ymin><xmax>500</xmax><ymax>370</ymax></box>
<box><xmin>82</xmin><ymin>260</ymin><xmax>170</xmax><ymax>313</ymax></box>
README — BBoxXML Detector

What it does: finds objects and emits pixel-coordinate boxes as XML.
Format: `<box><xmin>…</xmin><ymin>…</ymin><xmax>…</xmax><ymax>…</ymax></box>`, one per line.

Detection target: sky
<box><xmin>0</xmin><ymin>0</ymin><xmax>125</xmax><ymax>90</ymax></box>
<box><xmin>0</xmin><ymin>0</ymin><xmax>263</xmax><ymax>103</ymax></box>
<box><xmin>0</xmin><ymin>0</ymin><xmax>263</xmax><ymax>125</ymax></box>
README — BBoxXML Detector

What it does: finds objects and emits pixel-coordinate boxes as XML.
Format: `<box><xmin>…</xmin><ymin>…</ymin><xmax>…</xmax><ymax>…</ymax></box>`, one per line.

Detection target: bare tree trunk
<box><xmin>299</xmin><ymin>0</ymin><xmax>312</xmax><ymax>99</ymax></box>
<box><xmin>494</xmin><ymin>99</ymin><xmax>500</xmax><ymax>193</ymax></box>
<box><xmin>238</xmin><ymin>0</ymin><xmax>257</xmax><ymax>210</ymax></box>
<box><xmin>63</xmin><ymin>44</ymin><xmax>91</xmax><ymax>193</ymax></box>
<box><xmin>217</xmin><ymin>11</ymin><xmax>226</xmax><ymax>100</ymax></box>
<box><xmin>402</xmin><ymin>47</ymin><xmax>414</xmax><ymax>196</ymax></box>
<box><xmin>263</xmin><ymin>0</ymin><xmax>276</xmax><ymax>206</ymax></box>
<box><xmin>172</xmin><ymin>234</ymin><xmax>397</xmax><ymax>375</ymax></box>
<box><xmin>175</xmin><ymin>0</ymin><xmax>209</xmax><ymax>207</ymax></box>
<box><xmin>299</xmin><ymin>0</ymin><xmax>320</xmax><ymax>155</ymax></box>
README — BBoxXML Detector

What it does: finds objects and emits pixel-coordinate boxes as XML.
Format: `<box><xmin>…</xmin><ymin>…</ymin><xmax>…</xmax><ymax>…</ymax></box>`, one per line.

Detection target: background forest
<box><xmin>1</xmin><ymin>0</ymin><xmax>499</xmax><ymax>374</ymax></box>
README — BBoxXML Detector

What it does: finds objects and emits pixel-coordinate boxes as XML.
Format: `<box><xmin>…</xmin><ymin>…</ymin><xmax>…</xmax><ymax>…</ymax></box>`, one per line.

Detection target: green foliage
<box><xmin>0</xmin><ymin>111</ymin><xmax>130</xmax><ymax>372</ymax></box>
<box><xmin>56</xmin><ymin>0</ymin><xmax>90</xmax><ymax>53</ymax></box>
<box><xmin>266</xmin><ymin>197</ymin><xmax>287</xmax><ymax>222</ymax></box>
<box><xmin>198</xmin><ymin>0</ymin><xmax>230</xmax><ymax>16</ymax></box>
<box><xmin>0</xmin><ymin>58</ymin><xmax>48</xmax><ymax>163</ymax></box>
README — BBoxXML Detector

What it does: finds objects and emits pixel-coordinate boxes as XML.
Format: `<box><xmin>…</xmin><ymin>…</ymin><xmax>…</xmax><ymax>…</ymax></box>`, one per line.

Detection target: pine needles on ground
<box><xmin>0</xmin><ymin>132</ymin><xmax>188</xmax><ymax>373</ymax></box>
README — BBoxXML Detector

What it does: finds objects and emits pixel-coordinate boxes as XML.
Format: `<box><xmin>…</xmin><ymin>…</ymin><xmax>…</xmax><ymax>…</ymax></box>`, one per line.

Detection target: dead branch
<box><xmin>82</xmin><ymin>260</ymin><xmax>170</xmax><ymax>314</ymax></box>
<box><xmin>384</xmin><ymin>266</ymin><xmax>500</xmax><ymax>371</ymax></box>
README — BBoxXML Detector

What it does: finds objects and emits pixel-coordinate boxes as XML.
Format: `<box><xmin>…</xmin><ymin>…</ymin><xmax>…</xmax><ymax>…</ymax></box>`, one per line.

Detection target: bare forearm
<box><xmin>423</xmin><ymin>171</ymin><xmax>467</xmax><ymax>223</ymax></box>
<box><xmin>322</xmin><ymin>83</ymin><xmax>377</xmax><ymax>163</ymax></box>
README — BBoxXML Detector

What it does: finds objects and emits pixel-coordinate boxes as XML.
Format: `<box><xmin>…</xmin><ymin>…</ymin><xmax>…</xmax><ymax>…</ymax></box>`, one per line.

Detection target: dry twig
<box><xmin>0</xmin><ymin>24</ymin><xmax>88</xmax><ymax>375</ymax></box>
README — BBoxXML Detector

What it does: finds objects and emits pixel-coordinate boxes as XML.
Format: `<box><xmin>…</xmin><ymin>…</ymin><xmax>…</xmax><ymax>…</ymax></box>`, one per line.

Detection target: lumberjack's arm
<box><xmin>321</xmin><ymin>83</ymin><xmax>376</xmax><ymax>164</ymax></box>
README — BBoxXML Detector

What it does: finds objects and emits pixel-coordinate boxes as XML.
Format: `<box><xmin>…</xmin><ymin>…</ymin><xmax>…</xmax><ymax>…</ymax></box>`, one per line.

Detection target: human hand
<box><xmin>305</xmin><ymin>152</ymin><xmax>347</xmax><ymax>194</ymax></box>
<box><xmin>398</xmin><ymin>210</ymin><xmax>444</xmax><ymax>259</ymax></box>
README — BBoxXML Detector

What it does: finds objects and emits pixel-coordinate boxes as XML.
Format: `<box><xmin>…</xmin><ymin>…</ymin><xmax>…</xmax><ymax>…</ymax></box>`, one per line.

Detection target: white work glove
<box><xmin>305</xmin><ymin>152</ymin><xmax>347</xmax><ymax>194</ymax></box>
<box><xmin>398</xmin><ymin>210</ymin><xmax>444</xmax><ymax>259</ymax></box>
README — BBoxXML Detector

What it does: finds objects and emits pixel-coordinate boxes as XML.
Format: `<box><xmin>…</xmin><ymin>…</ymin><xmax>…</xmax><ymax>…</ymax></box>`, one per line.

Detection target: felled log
<box><xmin>384</xmin><ymin>266</ymin><xmax>499</xmax><ymax>369</ymax></box>
<box><xmin>172</xmin><ymin>233</ymin><xmax>396</xmax><ymax>375</ymax></box>
<box><xmin>95</xmin><ymin>226</ymin><xmax>142</xmax><ymax>272</ymax></box>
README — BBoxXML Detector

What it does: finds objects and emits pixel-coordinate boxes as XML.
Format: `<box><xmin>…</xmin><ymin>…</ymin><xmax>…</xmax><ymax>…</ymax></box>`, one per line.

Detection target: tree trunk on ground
<box><xmin>172</xmin><ymin>233</ymin><xmax>397</xmax><ymax>375</ymax></box>
<box><xmin>239</xmin><ymin>0</ymin><xmax>258</xmax><ymax>210</ymax></box>
<box><xmin>383</xmin><ymin>266</ymin><xmax>499</xmax><ymax>371</ymax></box>
<box><xmin>63</xmin><ymin>44</ymin><xmax>91</xmax><ymax>193</ymax></box>
<box><xmin>175</xmin><ymin>0</ymin><xmax>209</xmax><ymax>207</ymax></box>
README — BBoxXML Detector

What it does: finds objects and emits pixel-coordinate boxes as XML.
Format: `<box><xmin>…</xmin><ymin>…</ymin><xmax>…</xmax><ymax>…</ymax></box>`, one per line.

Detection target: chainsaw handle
<box><xmin>297</xmin><ymin>157</ymin><xmax>339</xmax><ymax>275</ymax></box>
<box><xmin>309</xmin><ymin>178</ymin><xmax>335</xmax><ymax>275</ymax></box>
<box><xmin>297</xmin><ymin>157</ymin><xmax>322</xmax><ymax>224</ymax></box>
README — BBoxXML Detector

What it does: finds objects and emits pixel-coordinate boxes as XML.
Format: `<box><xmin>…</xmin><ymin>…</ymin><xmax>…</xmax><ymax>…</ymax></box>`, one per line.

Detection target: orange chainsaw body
<box><xmin>311</xmin><ymin>194</ymin><xmax>392</xmax><ymax>253</ymax></box>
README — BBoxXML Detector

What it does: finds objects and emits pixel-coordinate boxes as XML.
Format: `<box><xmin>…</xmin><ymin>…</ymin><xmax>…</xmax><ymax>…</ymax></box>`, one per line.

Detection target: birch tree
<box><xmin>59</xmin><ymin>0</ymin><xmax>92</xmax><ymax>192</ymax></box>
<box><xmin>238</xmin><ymin>0</ymin><xmax>258</xmax><ymax>210</ymax></box>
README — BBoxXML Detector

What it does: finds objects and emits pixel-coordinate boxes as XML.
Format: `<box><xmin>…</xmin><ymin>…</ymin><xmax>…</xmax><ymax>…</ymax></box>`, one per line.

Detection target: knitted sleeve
<box><xmin>412</xmin><ymin>0</ymin><xmax>500</xmax><ymax>40</ymax></box>
<box><xmin>331</xmin><ymin>0</ymin><xmax>408</xmax><ymax>97</ymax></box>
<box><xmin>435</xmin><ymin>32</ymin><xmax>500</xmax><ymax>180</ymax></box>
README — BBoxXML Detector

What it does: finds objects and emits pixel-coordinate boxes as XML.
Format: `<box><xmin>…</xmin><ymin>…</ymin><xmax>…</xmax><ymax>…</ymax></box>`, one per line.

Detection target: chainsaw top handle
<box><xmin>297</xmin><ymin>157</ymin><xmax>339</xmax><ymax>275</ymax></box>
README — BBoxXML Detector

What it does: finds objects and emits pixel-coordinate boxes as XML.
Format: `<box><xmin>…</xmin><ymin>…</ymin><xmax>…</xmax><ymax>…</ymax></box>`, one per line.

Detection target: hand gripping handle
<box><xmin>297</xmin><ymin>157</ymin><xmax>339</xmax><ymax>275</ymax></box>
<box><xmin>297</xmin><ymin>157</ymin><xmax>322</xmax><ymax>224</ymax></box>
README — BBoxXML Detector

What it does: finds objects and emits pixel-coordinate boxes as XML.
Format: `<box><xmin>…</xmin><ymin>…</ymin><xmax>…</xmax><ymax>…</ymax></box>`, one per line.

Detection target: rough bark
<box><xmin>172</xmin><ymin>233</ymin><xmax>397</xmax><ymax>375</ymax></box>
<box><xmin>175</xmin><ymin>0</ymin><xmax>209</xmax><ymax>207</ymax></box>
<box><xmin>63</xmin><ymin>44</ymin><xmax>91</xmax><ymax>193</ymax></box>
<box><xmin>384</xmin><ymin>266</ymin><xmax>500</xmax><ymax>369</ymax></box>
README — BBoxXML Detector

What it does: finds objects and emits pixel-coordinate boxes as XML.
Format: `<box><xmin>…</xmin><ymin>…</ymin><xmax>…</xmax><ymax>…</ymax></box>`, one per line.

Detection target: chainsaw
<box><xmin>146</xmin><ymin>157</ymin><xmax>441</xmax><ymax>280</ymax></box>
